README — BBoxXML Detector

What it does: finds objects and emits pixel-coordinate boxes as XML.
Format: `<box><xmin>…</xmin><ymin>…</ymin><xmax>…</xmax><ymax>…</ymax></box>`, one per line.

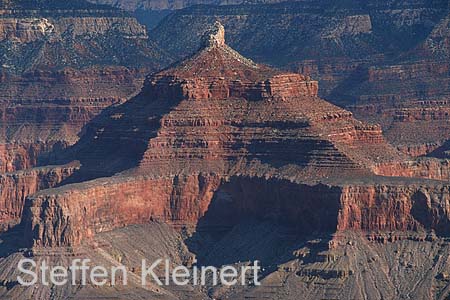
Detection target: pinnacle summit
<box><xmin>201</xmin><ymin>20</ymin><xmax>226</xmax><ymax>48</ymax></box>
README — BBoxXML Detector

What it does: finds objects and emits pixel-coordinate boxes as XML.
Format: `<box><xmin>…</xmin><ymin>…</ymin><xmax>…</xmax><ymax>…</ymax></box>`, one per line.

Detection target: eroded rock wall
<box><xmin>22</xmin><ymin>173</ymin><xmax>221</xmax><ymax>247</ymax></box>
<box><xmin>0</xmin><ymin>162</ymin><xmax>79</xmax><ymax>230</ymax></box>
<box><xmin>22</xmin><ymin>173</ymin><xmax>450</xmax><ymax>248</ymax></box>
<box><xmin>374</xmin><ymin>159</ymin><xmax>450</xmax><ymax>181</ymax></box>
<box><xmin>338</xmin><ymin>183</ymin><xmax>450</xmax><ymax>235</ymax></box>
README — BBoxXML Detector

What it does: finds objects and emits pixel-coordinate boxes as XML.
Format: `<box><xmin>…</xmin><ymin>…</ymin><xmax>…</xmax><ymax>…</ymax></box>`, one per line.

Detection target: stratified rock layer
<box><xmin>0</xmin><ymin>162</ymin><xmax>79</xmax><ymax>231</ymax></box>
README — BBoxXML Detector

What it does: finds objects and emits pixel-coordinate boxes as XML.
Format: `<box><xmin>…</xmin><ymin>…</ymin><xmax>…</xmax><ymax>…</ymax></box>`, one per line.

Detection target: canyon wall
<box><xmin>374</xmin><ymin>159</ymin><xmax>450</xmax><ymax>181</ymax></box>
<box><xmin>147</xmin><ymin>73</ymin><xmax>318</xmax><ymax>102</ymax></box>
<box><xmin>21</xmin><ymin>174</ymin><xmax>450</xmax><ymax>248</ymax></box>
<box><xmin>223</xmin><ymin>177</ymin><xmax>450</xmax><ymax>237</ymax></box>
<box><xmin>22</xmin><ymin>173</ymin><xmax>221</xmax><ymax>247</ymax></box>
<box><xmin>0</xmin><ymin>143</ymin><xmax>54</xmax><ymax>173</ymax></box>
<box><xmin>0</xmin><ymin>67</ymin><xmax>147</xmax><ymax>172</ymax></box>
<box><xmin>0</xmin><ymin>162</ymin><xmax>79</xmax><ymax>231</ymax></box>
<box><xmin>338</xmin><ymin>183</ymin><xmax>450</xmax><ymax>235</ymax></box>
<box><xmin>0</xmin><ymin>16</ymin><xmax>148</xmax><ymax>43</ymax></box>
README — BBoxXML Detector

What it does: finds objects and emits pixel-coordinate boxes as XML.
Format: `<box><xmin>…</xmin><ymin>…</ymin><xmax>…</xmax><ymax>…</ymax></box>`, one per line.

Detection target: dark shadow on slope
<box><xmin>411</xmin><ymin>190</ymin><xmax>433</xmax><ymax>229</ymax></box>
<box><xmin>135</xmin><ymin>9</ymin><xmax>173</xmax><ymax>31</ymax></box>
<box><xmin>187</xmin><ymin>219</ymin><xmax>333</xmax><ymax>278</ymax></box>
<box><xmin>185</xmin><ymin>175</ymin><xmax>338</xmax><ymax>277</ymax></box>
<box><xmin>230</xmin><ymin>118</ymin><xmax>356</xmax><ymax>170</ymax></box>
<box><xmin>0</xmin><ymin>225</ymin><xmax>25</xmax><ymax>258</ymax></box>
<box><xmin>326</xmin><ymin>64</ymin><xmax>370</xmax><ymax>107</ymax></box>
<box><xmin>427</xmin><ymin>140</ymin><xmax>450</xmax><ymax>159</ymax></box>
<box><xmin>46</xmin><ymin>84</ymin><xmax>182</xmax><ymax>185</ymax></box>
<box><xmin>411</xmin><ymin>189</ymin><xmax>450</xmax><ymax>237</ymax></box>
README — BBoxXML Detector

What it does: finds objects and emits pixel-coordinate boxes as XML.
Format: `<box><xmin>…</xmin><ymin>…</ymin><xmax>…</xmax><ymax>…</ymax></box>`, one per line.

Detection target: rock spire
<box><xmin>201</xmin><ymin>21</ymin><xmax>226</xmax><ymax>48</ymax></box>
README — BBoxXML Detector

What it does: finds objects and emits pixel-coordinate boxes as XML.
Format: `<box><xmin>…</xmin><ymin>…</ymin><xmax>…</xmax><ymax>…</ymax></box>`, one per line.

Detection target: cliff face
<box><xmin>23</xmin><ymin>173</ymin><xmax>221</xmax><ymax>247</ymax></box>
<box><xmin>338</xmin><ymin>183</ymin><xmax>450</xmax><ymax>234</ymax></box>
<box><xmin>0</xmin><ymin>67</ymin><xmax>149</xmax><ymax>172</ymax></box>
<box><xmin>0</xmin><ymin>0</ymin><xmax>171</xmax><ymax>173</ymax></box>
<box><xmin>23</xmin><ymin>173</ymin><xmax>450</xmax><ymax>248</ymax></box>
<box><xmin>22</xmin><ymin>175</ymin><xmax>339</xmax><ymax>247</ymax></box>
<box><xmin>0</xmin><ymin>143</ymin><xmax>53</xmax><ymax>173</ymax></box>
<box><xmin>0</xmin><ymin>162</ymin><xmax>79</xmax><ymax>231</ymax></box>
<box><xmin>150</xmin><ymin>0</ymin><xmax>450</xmax><ymax>153</ymax></box>
<box><xmin>224</xmin><ymin>177</ymin><xmax>450</xmax><ymax>237</ymax></box>
<box><xmin>0</xmin><ymin>16</ymin><xmax>147</xmax><ymax>43</ymax></box>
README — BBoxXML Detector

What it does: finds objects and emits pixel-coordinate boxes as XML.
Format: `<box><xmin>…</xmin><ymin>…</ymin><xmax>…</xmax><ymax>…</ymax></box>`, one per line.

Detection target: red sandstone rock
<box><xmin>0</xmin><ymin>162</ymin><xmax>79</xmax><ymax>231</ymax></box>
<box><xmin>23</xmin><ymin>173</ymin><xmax>220</xmax><ymax>247</ymax></box>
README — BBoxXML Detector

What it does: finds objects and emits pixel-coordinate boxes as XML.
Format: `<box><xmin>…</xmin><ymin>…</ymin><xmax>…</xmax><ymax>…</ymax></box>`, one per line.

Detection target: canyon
<box><xmin>0</xmin><ymin>0</ymin><xmax>449</xmax><ymax>299</ymax></box>
<box><xmin>0</xmin><ymin>22</ymin><xmax>447</xmax><ymax>299</ymax></box>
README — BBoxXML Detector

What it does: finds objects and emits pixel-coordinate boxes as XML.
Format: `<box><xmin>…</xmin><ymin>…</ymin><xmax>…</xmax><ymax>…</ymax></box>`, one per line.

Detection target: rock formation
<box><xmin>16</xmin><ymin>22</ymin><xmax>450</xmax><ymax>250</ymax></box>
<box><xmin>150</xmin><ymin>0</ymin><xmax>450</xmax><ymax>155</ymax></box>
<box><xmin>0</xmin><ymin>162</ymin><xmax>79</xmax><ymax>231</ymax></box>
<box><xmin>0</xmin><ymin>18</ymin><xmax>448</xmax><ymax>300</ymax></box>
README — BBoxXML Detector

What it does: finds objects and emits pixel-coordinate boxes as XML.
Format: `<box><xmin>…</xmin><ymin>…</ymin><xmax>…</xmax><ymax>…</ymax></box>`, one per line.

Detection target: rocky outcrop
<box><xmin>374</xmin><ymin>158</ymin><xmax>450</xmax><ymax>181</ymax></box>
<box><xmin>148</xmin><ymin>73</ymin><xmax>318</xmax><ymax>102</ymax></box>
<box><xmin>0</xmin><ymin>15</ymin><xmax>147</xmax><ymax>43</ymax></box>
<box><xmin>0</xmin><ymin>162</ymin><xmax>79</xmax><ymax>231</ymax></box>
<box><xmin>0</xmin><ymin>143</ymin><xmax>54</xmax><ymax>173</ymax></box>
<box><xmin>338</xmin><ymin>182</ymin><xmax>450</xmax><ymax>234</ymax></box>
<box><xmin>0</xmin><ymin>17</ymin><xmax>54</xmax><ymax>42</ymax></box>
<box><xmin>22</xmin><ymin>173</ymin><xmax>221</xmax><ymax>247</ymax></box>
